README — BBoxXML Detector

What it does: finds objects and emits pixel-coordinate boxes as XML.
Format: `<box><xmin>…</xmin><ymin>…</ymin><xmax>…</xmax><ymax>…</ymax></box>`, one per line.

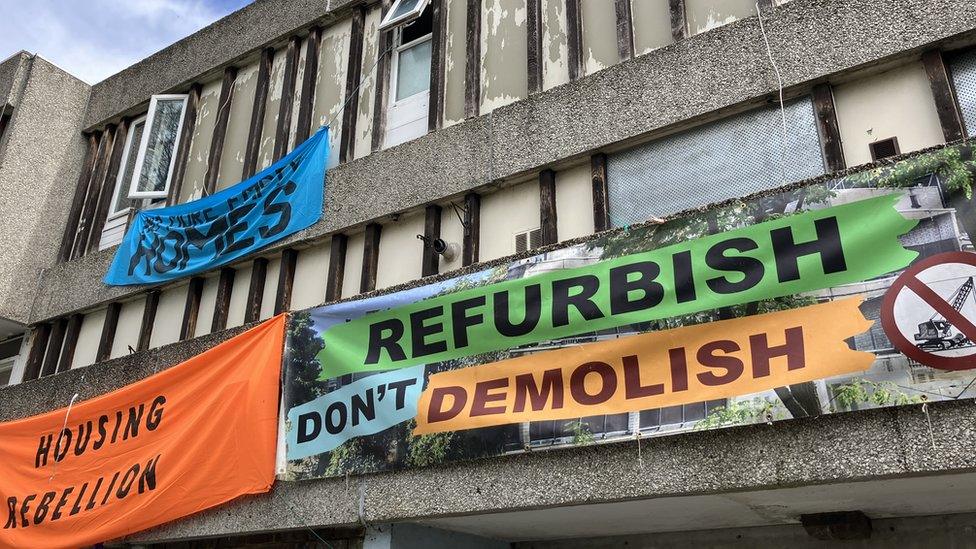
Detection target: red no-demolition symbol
<box><xmin>880</xmin><ymin>251</ymin><xmax>976</xmax><ymax>371</ymax></box>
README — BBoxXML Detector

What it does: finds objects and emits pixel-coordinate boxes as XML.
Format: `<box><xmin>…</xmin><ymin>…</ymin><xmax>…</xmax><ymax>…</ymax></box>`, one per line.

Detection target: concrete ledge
<box><xmin>82</xmin><ymin>0</ymin><xmax>363</xmax><ymax>128</ymax></box>
<box><xmin>30</xmin><ymin>0</ymin><xmax>976</xmax><ymax>322</ymax></box>
<box><xmin>128</xmin><ymin>398</ymin><xmax>976</xmax><ymax>542</ymax></box>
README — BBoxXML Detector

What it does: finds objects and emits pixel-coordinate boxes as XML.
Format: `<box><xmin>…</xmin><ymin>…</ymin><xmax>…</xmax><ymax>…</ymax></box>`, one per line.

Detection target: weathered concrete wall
<box><xmin>541</xmin><ymin>0</ymin><xmax>569</xmax><ymax>91</ymax></box>
<box><xmin>632</xmin><ymin>0</ymin><xmax>674</xmax><ymax>56</ymax></box>
<box><xmin>480</xmin><ymin>0</ymin><xmax>529</xmax><ymax>113</ymax></box>
<box><xmin>218</xmin><ymin>59</ymin><xmax>260</xmax><ymax>189</ymax></box>
<box><xmin>355</xmin><ymin>5</ymin><xmax>383</xmax><ymax>155</ymax></box>
<box><xmin>180</xmin><ymin>77</ymin><xmax>222</xmax><ymax>203</ymax></box>
<box><xmin>581</xmin><ymin>0</ymin><xmax>619</xmax><ymax>75</ymax></box>
<box><xmin>81</xmin><ymin>0</ymin><xmax>368</xmax><ymax>129</ymax></box>
<box><xmin>0</xmin><ymin>51</ymin><xmax>30</xmax><ymax>105</ymax></box>
<box><xmin>313</xmin><ymin>18</ymin><xmax>352</xmax><ymax>168</ymax></box>
<box><xmin>443</xmin><ymin>0</ymin><xmax>469</xmax><ymax>126</ymax></box>
<box><xmin>0</xmin><ymin>55</ymin><xmax>91</xmax><ymax>324</ymax></box>
<box><xmin>28</xmin><ymin>0</ymin><xmax>976</xmax><ymax>323</ymax></box>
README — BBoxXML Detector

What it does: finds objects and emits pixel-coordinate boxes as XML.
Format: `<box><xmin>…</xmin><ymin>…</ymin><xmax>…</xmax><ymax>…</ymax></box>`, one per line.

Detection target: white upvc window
<box><xmin>384</xmin><ymin>7</ymin><xmax>433</xmax><ymax>148</ymax></box>
<box><xmin>126</xmin><ymin>94</ymin><xmax>188</xmax><ymax>199</ymax></box>
<box><xmin>379</xmin><ymin>0</ymin><xmax>431</xmax><ymax>31</ymax></box>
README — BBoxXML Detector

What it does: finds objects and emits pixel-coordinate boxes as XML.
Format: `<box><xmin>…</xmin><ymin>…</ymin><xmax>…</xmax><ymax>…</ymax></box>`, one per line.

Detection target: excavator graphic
<box><xmin>914</xmin><ymin>277</ymin><xmax>976</xmax><ymax>351</ymax></box>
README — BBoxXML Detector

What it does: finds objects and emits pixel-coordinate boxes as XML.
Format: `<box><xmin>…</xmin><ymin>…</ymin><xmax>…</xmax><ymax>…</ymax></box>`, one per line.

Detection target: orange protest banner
<box><xmin>0</xmin><ymin>315</ymin><xmax>285</xmax><ymax>549</ymax></box>
<box><xmin>414</xmin><ymin>298</ymin><xmax>873</xmax><ymax>434</ymax></box>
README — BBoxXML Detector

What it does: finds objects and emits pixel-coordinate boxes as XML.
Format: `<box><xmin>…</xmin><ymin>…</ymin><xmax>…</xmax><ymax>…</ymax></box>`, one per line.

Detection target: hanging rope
<box><xmin>756</xmin><ymin>2</ymin><xmax>789</xmax><ymax>186</ymax></box>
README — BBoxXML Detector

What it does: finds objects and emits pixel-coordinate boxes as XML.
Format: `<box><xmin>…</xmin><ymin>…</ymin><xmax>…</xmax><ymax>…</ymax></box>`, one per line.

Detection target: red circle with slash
<box><xmin>881</xmin><ymin>251</ymin><xmax>976</xmax><ymax>371</ymax></box>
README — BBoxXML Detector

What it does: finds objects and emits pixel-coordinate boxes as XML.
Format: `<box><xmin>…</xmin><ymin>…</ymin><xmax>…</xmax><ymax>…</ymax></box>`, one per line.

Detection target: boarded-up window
<box><xmin>607</xmin><ymin>98</ymin><xmax>825</xmax><ymax>225</ymax></box>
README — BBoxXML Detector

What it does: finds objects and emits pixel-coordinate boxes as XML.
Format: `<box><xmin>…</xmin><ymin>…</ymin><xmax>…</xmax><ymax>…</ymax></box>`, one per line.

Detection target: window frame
<box><xmin>127</xmin><ymin>94</ymin><xmax>189</xmax><ymax>200</ymax></box>
<box><xmin>109</xmin><ymin>114</ymin><xmax>148</xmax><ymax>216</ymax></box>
<box><xmin>389</xmin><ymin>32</ymin><xmax>433</xmax><ymax>106</ymax></box>
<box><xmin>378</xmin><ymin>0</ymin><xmax>432</xmax><ymax>31</ymax></box>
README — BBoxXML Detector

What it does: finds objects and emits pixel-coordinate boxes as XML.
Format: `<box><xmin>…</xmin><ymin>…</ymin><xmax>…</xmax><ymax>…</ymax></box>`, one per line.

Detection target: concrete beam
<box><xmin>29</xmin><ymin>0</ymin><xmax>976</xmax><ymax>323</ymax></box>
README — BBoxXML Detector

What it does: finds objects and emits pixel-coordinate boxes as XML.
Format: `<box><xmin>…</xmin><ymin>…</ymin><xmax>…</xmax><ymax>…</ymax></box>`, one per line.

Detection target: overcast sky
<box><xmin>0</xmin><ymin>0</ymin><xmax>254</xmax><ymax>84</ymax></box>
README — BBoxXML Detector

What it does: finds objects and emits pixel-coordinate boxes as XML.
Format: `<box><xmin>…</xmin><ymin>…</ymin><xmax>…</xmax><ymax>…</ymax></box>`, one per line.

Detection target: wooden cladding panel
<box><xmin>422</xmin><ymin>204</ymin><xmax>443</xmax><ymax>277</ymax></box>
<box><xmin>137</xmin><ymin>290</ymin><xmax>161</xmax><ymax>352</ymax></box>
<box><xmin>811</xmin><ymin>83</ymin><xmax>847</xmax><ymax>173</ymax></box>
<box><xmin>87</xmin><ymin>121</ymin><xmax>129</xmax><ymax>252</ymax></box>
<box><xmin>168</xmin><ymin>83</ymin><xmax>204</xmax><ymax>205</ymax></box>
<box><xmin>72</xmin><ymin>128</ymin><xmax>114</xmax><ymax>259</ymax></box>
<box><xmin>58</xmin><ymin>134</ymin><xmax>99</xmax><ymax>262</ymax></box>
<box><xmin>428</xmin><ymin>0</ymin><xmax>448</xmax><ymax>131</ymax></box>
<box><xmin>325</xmin><ymin>234</ymin><xmax>348</xmax><ymax>302</ymax></box>
<box><xmin>591</xmin><ymin>153</ymin><xmax>610</xmax><ymax>232</ymax></box>
<box><xmin>96</xmin><ymin>303</ymin><xmax>122</xmax><ymax>363</ymax></box>
<box><xmin>211</xmin><ymin>268</ymin><xmax>236</xmax><ymax>332</ymax></box>
<box><xmin>204</xmin><ymin>67</ymin><xmax>239</xmax><ymax>195</ymax></box>
<box><xmin>464</xmin><ymin>0</ymin><xmax>482</xmax><ymax>118</ymax></box>
<box><xmin>245</xmin><ymin>258</ymin><xmax>270</xmax><ymax>323</ymax></box>
<box><xmin>244</xmin><ymin>48</ymin><xmax>275</xmax><ymax>179</ymax></box>
<box><xmin>669</xmin><ymin>0</ymin><xmax>687</xmax><ymax>42</ymax></box>
<box><xmin>922</xmin><ymin>49</ymin><xmax>966</xmax><ymax>142</ymax></box>
<box><xmin>180</xmin><ymin>277</ymin><xmax>205</xmax><ymax>341</ymax></box>
<box><xmin>462</xmin><ymin>192</ymin><xmax>481</xmax><ymax>266</ymax></box>
<box><xmin>361</xmin><ymin>223</ymin><xmax>382</xmax><ymax>293</ymax></box>
<box><xmin>57</xmin><ymin>314</ymin><xmax>84</xmax><ymax>374</ymax></box>
<box><xmin>274</xmin><ymin>36</ymin><xmax>302</xmax><ymax>162</ymax></box>
<box><xmin>341</xmin><ymin>12</ymin><xmax>366</xmax><ymax>163</ymax></box>
<box><xmin>22</xmin><ymin>323</ymin><xmax>52</xmax><ymax>382</ymax></box>
<box><xmin>296</xmin><ymin>28</ymin><xmax>323</xmax><ymax>146</ymax></box>
<box><xmin>540</xmin><ymin>169</ymin><xmax>558</xmax><ymax>245</ymax></box>
<box><xmin>40</xmin><ymin>318</ymin><xmax>68</xmax><ymax>378</ymax></box>
<box><xmin>274</xmin><ymin>248</ymin><xmax>299</xmax><ymax>315</ymax></box>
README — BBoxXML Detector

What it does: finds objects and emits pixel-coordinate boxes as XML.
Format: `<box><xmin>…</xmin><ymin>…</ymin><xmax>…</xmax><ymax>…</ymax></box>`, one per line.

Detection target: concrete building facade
<box><xmin>4</xmin><ymin>0</ymin><xmax>976</xmax><ymax>546</ymax></box>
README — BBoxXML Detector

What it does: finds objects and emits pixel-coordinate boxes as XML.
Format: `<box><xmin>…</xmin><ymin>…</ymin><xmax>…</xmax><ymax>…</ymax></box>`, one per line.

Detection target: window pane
<box><xmin>395</xmin><ymin>39</ymin><xmax>432</xmax><ymax>102</ymax></box>
<box><xmin>114</xmin><ymin>120</ymin><xmax>145</xmax><ymax>212</ymax></box>
<box><xmin>135</xmin><ymin>98</ymin><xmax>184</xmax><ymax>194</ymax></box>
<box><xmin>389</xmin><ymin>0</ymin><xmax>423</xmax><ymax>21</ymax></box>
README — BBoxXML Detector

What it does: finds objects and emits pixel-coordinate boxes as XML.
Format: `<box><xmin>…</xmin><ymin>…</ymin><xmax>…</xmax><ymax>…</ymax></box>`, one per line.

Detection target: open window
<box><xmin>127</xmin><ymin>94</ymin><xmax>188</xmax><ymax>199</ymax></box>
<box><xmin>384</xmin><ymin>4</ymin><xmax>433</xmax><ymax>148</ymax></box>
<box><xmin>379</xmin><ymin>0</ymin><xmax>432</xmax><ymax>31</ymax></box>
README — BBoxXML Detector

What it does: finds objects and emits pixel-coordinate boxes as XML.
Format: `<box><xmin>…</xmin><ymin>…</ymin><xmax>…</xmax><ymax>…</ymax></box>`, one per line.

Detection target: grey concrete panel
<box><xmin>82</xmin><ymin>0</ymin><xmax>362</xmax><ymax>129</ymax></box>
<box><xmin>28</xmin><ymin>0</ymin><xmax>976</xmax><ymax>322</ymax></box>
<box><xmin>0</xmin><ymin>52</ymin><xmax>30</xmax><ymax>105</ymax></box>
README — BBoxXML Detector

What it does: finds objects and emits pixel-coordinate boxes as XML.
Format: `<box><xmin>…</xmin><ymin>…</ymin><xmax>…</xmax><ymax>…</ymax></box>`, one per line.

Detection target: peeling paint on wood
<box><xmin>480</xmin><ymin>0</ymin><xmax>528</xmax><ymax>114</ymax></box>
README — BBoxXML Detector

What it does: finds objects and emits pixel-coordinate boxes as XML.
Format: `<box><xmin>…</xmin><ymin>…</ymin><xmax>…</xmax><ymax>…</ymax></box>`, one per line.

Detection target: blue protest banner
<box><xmin>104</xmin><ymin>127</ymin><xmax>329</xmax><ymax>285</ymax></box>
<box><xmin>286</xmin><ymin>365</ymin><xmax>426</xmax><ymax>459</ymax></box>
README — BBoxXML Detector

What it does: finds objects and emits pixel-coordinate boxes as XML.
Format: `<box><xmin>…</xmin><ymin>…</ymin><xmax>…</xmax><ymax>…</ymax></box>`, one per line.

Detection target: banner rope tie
<box><xmin>49</xmin><ymin>392</ymin><xmax>80</xmax><ymax>482</ymax></box>
<box><xmin>756</xmin><ymin>1</ymin><xmax>789</xmax><ymax>186</ymax></box>
<box><xmin>922</xmin><ymin>402</ymin><xmax>937</xmax><ymax>453</ymax></box>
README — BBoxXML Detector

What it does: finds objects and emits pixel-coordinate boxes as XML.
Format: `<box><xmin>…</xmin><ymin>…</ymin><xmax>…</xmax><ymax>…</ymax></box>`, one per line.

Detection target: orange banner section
<box><xmin>0</xmin><ymin>315</ymin><xmax>284</xmax><ymax>549</ymax></box>
<box><xmin>415</xmin><ymin>299</ymin><xmax>872</xmax><ymax>434</ymax></box>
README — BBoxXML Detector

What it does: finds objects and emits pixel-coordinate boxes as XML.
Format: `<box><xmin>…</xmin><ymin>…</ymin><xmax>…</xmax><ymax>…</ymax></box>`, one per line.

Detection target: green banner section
<box><xmin>317</xmin><ymin>195</ymin><xmax>917</xmax><ymax>379</ymax></box>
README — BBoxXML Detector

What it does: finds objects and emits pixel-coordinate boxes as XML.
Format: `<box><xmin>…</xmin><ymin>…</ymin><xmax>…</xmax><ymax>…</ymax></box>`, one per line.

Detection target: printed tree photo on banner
<box><xmin>281</xmin><ymin>143</ymin><xmax>976</xmax><ymax>482</ymax></box>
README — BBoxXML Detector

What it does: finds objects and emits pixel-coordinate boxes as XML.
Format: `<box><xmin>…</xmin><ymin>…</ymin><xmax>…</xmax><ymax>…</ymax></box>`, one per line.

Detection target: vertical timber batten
<box><xmin>527</xmin><ymin>0</ymin><xmax>544</xmax><ymax>94</ymax></box>
<box><xmin>464</xmin><ymin>0</ymin><xmax>482</xmax><ymax>118</ymax></box>
<box><xmin>540</xmin><ymin>169</ymin><xmax>558</xmax><ymax>245</ymax></box>
<box><xmin>72</xmin><ymin>129</ymin><xmax>113</xmax><ymax>259</ymax></box>
<box><xmin>211</xmin><ymin>268</ymin><xmax>236</xmax><ymax>332</ymax></box>
<box><xmin>428</xmin><ymin>0</ymin><xmax>447</xmax><ymax>131</ymax></box>
<box><xmin>58</xmin><ymin>134</ymin><xmax>98</xmax><ymax>262</ymax></box>
<box><xmin>422</xmin><ymin>204</ymin><xmax>442</xmax><ymax>277</ymax></box>
<box><xmin>245</xmin><ymin>257</ymin><xmax>270</xmax><ymax>323</ymax></box>
<box><xmin>137</xmin><ymin>290</ymin><xmax>161</xmax><ymax>352</ymax></box>
<box><xmin>361</xmin><ymin>223</ymin><xmax>382</xmax><ymax>293</ymax></box>
<box><xmin>96</xmin><ymin>303</ymin><xmax>122</xmax><ymax>363</ymax></box>
<box><xmin>811</xmin><ymin>83</ymin><xmax>847</xmax><ymax>172</ymax></box>
<box><xmin>669</xmin><ymin>0</ymin><xmax>687</xmax><ymax>42</ymax></box>
<box><xmin>204</xmin><ymin>66</ymin><xmax>239</xmax><ymax>195</ymax></box>
<box><xmin>40</xmin><ymin>318</ymin><xmax>68</xmax><ymax>378</ymax></box>
<box><xmin>180</xmin><ymin>277</ymin><xmax>205</xmax><ymax>341</ymax></box>
<box><xmin>372</xmin><ymin>0</ymin><xmax>394</xmax><ymax>152</ymax></box>
<box><xmin>565</xmin><ymin>0</ymin><xmax>583</xmax><ymax>82</ymax></box>
<box><xmin>614</xmin><ymin>0</ymin><xmax>635</xmax><ymax>62</ymax></box>
<box><xmin>22</xmin><ymin>323</ymin><xmax>52</xmax><ymax>382</ymax></box>
<box><xmin>168</xmin><ymin>83</ymin><xmax>203</xmax><ymax>205</ymax></box>
<box><xmin>325</xmin><ymin>234</ymin><xmax>348</xmax><ymax>302</ymax></box>
<box><xmin>274</xmin><ymin>248</ymin><xmax>299</xmax><ymax>315</ymax></box>
<box><xmin>462</xmin><ymin>192</ymin><xmax>480</xmax><ymax>266</ymax></box>
<box><xmin>274</xmin><ymin>36</ymin><xmax>302</xmax><ymax>161</ymax></box>
<box><xmin>922</xmin><ymin>49</ymin><xmax>966</xmax><ymax>142</ymax></box>
<box><xmin>244</xmin><ymin>48</ymin><xmax>275</xmax><ymax>179</ymax></box>
<box><xmin>341</xmin><ymin>12</ymin><xmax>366</xmax><ymax>162</ymax></box>
<box><xmin>296</xmin><ymin>28</ymin><xmax>322</xmax><ymax>146</ymax></box>
<box><xmin>591</xmin><ymin>153</ymin><xmax>610</xmax><ymax>232</ymax></box>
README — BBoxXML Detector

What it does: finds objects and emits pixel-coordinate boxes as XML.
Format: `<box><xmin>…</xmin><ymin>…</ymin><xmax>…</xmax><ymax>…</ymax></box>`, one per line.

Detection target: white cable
<box><xmin>49</xmin><ymin>392</ymin><xmax>80</xmax><ymax>481</ymax></box>
<box><xmin>756</xmin><ymin>2</ymin><xmax>789</xmax><ymax>185</ymax></box>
